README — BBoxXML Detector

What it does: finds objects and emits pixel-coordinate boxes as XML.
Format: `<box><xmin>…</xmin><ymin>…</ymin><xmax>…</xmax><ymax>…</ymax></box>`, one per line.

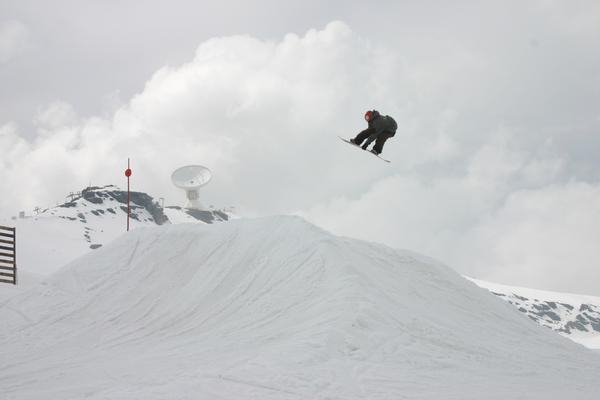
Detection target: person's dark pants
<box><xmin>353</xmin><ymin>130</ymin><xmax>373</xmax><ymax>147</ymax></box>
<box><xmin>372</xmin><ymin>131</ymin><xmax>395</xmax><ymax>154</ymax></box>
<box><xmin>353</xmin><ymin>131</ymin><xmax>394</xmax><ymax>154</ymax></box>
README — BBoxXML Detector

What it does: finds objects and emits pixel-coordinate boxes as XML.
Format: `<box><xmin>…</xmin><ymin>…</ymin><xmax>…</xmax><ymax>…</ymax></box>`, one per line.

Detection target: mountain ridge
<box><xmin>469</xmin><ymin>278</ymin><xmax>600</xmax><ymax>350</ymax></box>
<box><xmin>0</xmin><ymin>185</ymin><xmax>232</xmax><ymax>277</ymax></box>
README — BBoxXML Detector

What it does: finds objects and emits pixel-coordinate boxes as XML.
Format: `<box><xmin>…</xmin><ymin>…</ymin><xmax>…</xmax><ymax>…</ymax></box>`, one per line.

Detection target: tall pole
<box><xmin>125</xmin><ymin>158</ymin><xmax>132</xmax><ymax>232</ymax></box>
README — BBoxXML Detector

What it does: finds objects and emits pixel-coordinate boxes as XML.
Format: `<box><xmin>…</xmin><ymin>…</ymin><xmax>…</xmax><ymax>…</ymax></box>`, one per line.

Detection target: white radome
<box><xmin>171</xmin><ymin>165</ymin><xmax>212</xmax><ymax>210</ymax></box>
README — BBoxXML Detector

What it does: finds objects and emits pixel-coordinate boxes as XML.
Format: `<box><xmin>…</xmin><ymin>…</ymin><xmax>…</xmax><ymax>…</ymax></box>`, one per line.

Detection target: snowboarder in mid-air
<box><xmin>350</xmin><ymin>110</ymin><xmax>397</xmax><ymax>156</ymax></box>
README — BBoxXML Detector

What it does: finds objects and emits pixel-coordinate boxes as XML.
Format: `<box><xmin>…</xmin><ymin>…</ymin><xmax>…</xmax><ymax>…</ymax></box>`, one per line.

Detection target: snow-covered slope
<box><xmin>1</xmin><ymin>216</ymin><xmax>599</xmax><ymax>399</ymax></box>
<box><xmin>0</xmin><ymin>185</ymin><xmax>231</xmax><ymax>278</ymax></box>
<box><xmin>469</xmin><ymin>278</ymin><xmax>600</xmax><ymax>351</ymax></box>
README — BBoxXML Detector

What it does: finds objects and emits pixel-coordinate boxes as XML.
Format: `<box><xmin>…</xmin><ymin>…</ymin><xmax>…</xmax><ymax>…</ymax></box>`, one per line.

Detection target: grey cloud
<box><xmin>0</xmin><ymin>20</ymin><xmax>28</xmax><ymax>63</ymax></box>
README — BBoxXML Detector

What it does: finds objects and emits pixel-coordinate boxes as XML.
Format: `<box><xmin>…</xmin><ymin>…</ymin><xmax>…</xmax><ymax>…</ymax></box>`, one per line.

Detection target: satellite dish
<box><xmin>171</xmin><ymin>165</ymin><xmax>212</xmax><ymax>210</ymax></box>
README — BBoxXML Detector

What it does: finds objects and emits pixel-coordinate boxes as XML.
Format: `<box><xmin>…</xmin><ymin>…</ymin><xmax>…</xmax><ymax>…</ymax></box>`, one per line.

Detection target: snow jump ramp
<box><xmin>1</xmin><ymin>216</ymin><xmax>600</xmax><ymax>399</ymax></box>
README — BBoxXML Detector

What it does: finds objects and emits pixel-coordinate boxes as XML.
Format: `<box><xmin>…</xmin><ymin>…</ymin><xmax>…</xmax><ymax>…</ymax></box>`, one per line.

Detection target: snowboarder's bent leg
<box><xmin>352</xmin><ymin>130</ymin><xmax>373</xmax><ymax>146</ymax></box>
<box><xmin>362</xmin><ymin>133</ymin><xmax>378</xmax><ymax>150</ymax></box>
<box><xmin>372</xmin><ymin>131</ymin><xmax>394</xmax><ymax>154</ymax></box>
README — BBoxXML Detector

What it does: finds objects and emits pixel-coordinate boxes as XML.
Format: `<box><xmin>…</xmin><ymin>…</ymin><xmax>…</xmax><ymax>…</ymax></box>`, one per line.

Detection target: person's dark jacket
<box><xmin>362</xmin><ymin>110</ymin><xmax>397</xmax><ymax>137</ymax></box>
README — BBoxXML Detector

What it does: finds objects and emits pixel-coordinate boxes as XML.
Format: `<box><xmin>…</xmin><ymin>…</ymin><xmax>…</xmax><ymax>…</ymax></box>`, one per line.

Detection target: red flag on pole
<box><xmin>125</xmin><ymin>159</ymin><xmax>132</xmax><ymax>231</ymax></box>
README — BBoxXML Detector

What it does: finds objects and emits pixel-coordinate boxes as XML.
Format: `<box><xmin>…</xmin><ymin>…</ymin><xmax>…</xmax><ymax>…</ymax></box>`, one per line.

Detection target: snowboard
<box><xmin>338</xmin><ymin>136</ymin><xmax>391</xmax><ymax>163</ymax></box>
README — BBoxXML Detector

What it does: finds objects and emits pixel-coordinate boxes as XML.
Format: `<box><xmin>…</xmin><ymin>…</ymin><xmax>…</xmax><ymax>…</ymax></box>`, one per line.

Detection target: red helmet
<box><xmin>364</xmin><ymin>110</ymin><xmax>374</xmax><ymax>122</ymax></box>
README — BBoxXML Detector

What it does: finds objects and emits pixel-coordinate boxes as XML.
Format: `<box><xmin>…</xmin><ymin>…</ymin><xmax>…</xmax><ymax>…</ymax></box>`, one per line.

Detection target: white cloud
<box><xmin>1</xmin><ymin>21</ymin><xmax>385</xmax><ymax>215</ymax></box>
<box><xmin>301</xmin><ymin>131</ymin><xmax>600</xmax><ymax>295</ymax></box>
<box><xmin>0</xmin><ymin>122</ymin><xmax>30</xmax><ymax>164</ymax></box>
<box><xmin>468</xmin><ymin>182</ymin><xmax>600</xmax><ymax>295</ymax></box>
<box><xmin>0</xmin><ymin>20</ymin><xmax>29</xmax><ymax>64</ymax></box>
<box><xmin>34</xmin><ymin>101</ymin><xmax>79</xmax><ymax>131</ymax></box>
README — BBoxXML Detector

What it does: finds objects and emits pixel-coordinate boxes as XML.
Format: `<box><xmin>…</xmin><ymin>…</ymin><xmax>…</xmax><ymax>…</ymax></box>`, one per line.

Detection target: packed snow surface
<box><xmin>1</xmin><ymin>216</ymin><xmax>600</xmax><ymax>399</ymax></box>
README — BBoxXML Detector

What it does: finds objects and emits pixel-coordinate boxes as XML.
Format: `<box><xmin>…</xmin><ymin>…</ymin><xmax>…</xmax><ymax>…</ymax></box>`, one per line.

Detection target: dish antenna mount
<box><xmin>171</xmin><ymin>165</ymin><xmax>212</xmax><ymax>210</ymax></box>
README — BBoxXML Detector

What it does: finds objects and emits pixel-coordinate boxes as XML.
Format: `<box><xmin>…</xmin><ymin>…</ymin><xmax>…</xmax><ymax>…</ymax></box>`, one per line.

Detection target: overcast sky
<box><xmin>1</xmin><ymin>0</ymin><xmax>600</xmax><ymax>295</ymax></box>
